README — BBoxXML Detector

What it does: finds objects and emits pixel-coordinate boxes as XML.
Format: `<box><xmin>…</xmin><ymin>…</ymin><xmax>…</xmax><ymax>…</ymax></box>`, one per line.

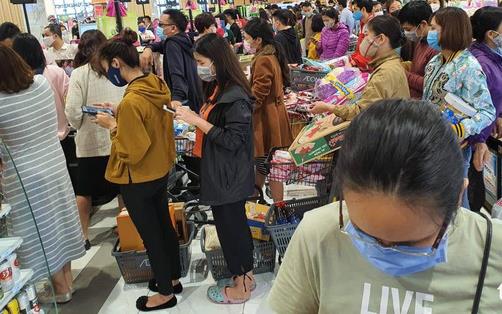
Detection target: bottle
<box><xmin>7</xmin><ymin>254</ymin><xmax>20</xmax><ymax>283</ymax></box>
<box><xmin>16</xmin><ymin>291</ymin><xmax>30</xmax><ymax>314</ymax></box>
<box><xmin>25</xmin><ymin>284</ymin><xmax>43</xmax><ymax>314</ymax></box>
<box><xmin>274</xmin><ymin>204</ymin><xmax>288</xmax><ymax>225</ymax></box>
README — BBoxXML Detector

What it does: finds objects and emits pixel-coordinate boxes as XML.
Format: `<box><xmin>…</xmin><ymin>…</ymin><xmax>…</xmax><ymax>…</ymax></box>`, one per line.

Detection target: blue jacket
<box><xmin>423</xmin><ymin>49</ymin><xmax>495</xmax><ymax>138</ymax></box>
<box><xmin>469</xmin><ymin>42</ymin><xmax>502</xmax><ymax>144</ymax></box>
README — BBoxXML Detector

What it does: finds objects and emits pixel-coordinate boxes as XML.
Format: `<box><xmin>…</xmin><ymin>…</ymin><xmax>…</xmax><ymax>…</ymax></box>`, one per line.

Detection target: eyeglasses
<box><xmin>338</xmin><ymin>198</ymin><xmax>451</xmax><ymax>257</ymax></box>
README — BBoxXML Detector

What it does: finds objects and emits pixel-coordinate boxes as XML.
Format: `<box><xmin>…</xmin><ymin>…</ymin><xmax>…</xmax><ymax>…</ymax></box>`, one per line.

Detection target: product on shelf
<box><xmin>24</xmin><ymin>284</ymin><xmax>41</xmax><ymax>314</ymax></box>
<box><xmin>5</xmin><ymin>298</ymin><xmax>19</xmax><ymax>314</ymax></box>
<box><xmin>0</xmin><ymin>261</ymin><xmax>14</xmax><ymax>292</ymax></box>
<box><xmin>15</xmin><ymin>291</ymin><xmax>28</xmax><ymax>314</ymax></box>
<box><xmin>6</xmin><ymin>255</ymin><xmax>19</xmax><ymax>284</ymax></box>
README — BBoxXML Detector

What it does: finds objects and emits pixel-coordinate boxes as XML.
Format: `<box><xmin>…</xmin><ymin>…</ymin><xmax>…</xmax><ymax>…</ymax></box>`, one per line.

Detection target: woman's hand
<box><xmin>93</xmin><ymin>113</ymin><xmax>117</xmax><ymax>130</ymax></box>
<box><xmin>309</xmin><ymin>101</ymin><xmax>332</xmax><ymax>114</ymax></box>
<box><xmin>492</xmin><ymin>117</ymin><xmax>502</xmax><ymax>139</ymax></box>
<box><xmin>175</xmin><ymin>106</ymin><xmax>200</xmax><ymax>126</ymax></box>
<box><xmin>473</xmin><ymin>142</ymin><xmax>490</xmax><ymax>172</ymax></box>
<box><xmin>94</xmin><ymin>102</ymin><xmax>118</xmax><ymax>116</ymax></box>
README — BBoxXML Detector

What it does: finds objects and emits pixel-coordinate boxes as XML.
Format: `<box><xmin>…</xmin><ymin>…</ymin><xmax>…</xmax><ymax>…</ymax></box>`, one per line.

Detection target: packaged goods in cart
<box><xmin>245</xmin><ymin>202</ymin><xmax>271</xmax><ymax>241</ymax></box>
<box><xmin>7</xmin><ymin>254</ymin><xmax>20</xmax><ymax>283</ymax></box>
<box><xmin>314</xmin><ymin>67</ymin><xmax>369</xmax><ymax>105</ymax></box>
<box><xmin>25</xmin><ymin>284</ymin><xmax>43</xmax><ymax>314</ymax></box>
<box><xmin>273</xmin><ymin>202</ymin><xmax>301</xmax><ymax>226</ymax></box>
<box><xmin>5</xmin><ymin>298</ymin><xmax>20</xmax><ymax>314</ymax></box>
<box><xmin>0</xmin><ymin>260</ymin><xmax>14</xmax><ymax>292</ymax></box>
<box><xmin>289</xmin><ymin>115</ymin><xmax>350</xmax><ymax>165</ymax></box>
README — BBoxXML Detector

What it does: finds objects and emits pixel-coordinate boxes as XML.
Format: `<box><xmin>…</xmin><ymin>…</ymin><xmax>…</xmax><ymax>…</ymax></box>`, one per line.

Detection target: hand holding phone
<box><xmin>82</xmin><ymin>105</ymin><xmax>114</xmax><ymax>116</ymax></box>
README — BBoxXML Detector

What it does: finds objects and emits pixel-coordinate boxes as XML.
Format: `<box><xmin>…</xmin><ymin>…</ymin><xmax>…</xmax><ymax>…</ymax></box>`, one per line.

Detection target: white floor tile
<box><xmin>71</xmin><ymin>245</ymin><xmax>100</xmax><ymax>279</ymax></box>
<box><xmin>98</xmin><ymin>278</ymin><xmax>148</xmax><ymax>314</ymax></box>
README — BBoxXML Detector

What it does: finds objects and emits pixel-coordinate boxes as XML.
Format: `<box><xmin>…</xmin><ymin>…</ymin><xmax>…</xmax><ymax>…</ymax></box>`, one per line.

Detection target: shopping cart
<box><xmin>264</xmin><ymin>147</ymin><xmax>336</xmax><ymax>196</ymax></box>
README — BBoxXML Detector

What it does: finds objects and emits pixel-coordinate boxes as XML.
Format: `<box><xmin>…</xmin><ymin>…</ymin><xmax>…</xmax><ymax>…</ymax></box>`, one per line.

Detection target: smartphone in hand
<box><xmin>82</xmin><ymin>105</ymin><xmax>114</xmax><ymax>116</ymax></box>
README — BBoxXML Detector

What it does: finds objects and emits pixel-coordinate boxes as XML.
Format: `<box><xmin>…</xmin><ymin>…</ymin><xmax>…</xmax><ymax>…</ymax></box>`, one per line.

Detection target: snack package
<box><xmin>314</xmin><ymin>67</ymin><xmax>369</xmax><ymax>105</ymax></box>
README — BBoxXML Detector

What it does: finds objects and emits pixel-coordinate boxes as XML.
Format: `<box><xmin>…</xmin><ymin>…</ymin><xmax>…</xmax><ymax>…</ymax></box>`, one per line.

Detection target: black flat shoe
<box><xmin>136</xmin><ymin>295</ymin><xmax>177</xmax><ymax>312</ymax></box>
<box><xmin>84</xmin><ymin>240</ymin><xmax>91</xmax><ymax>251</ymax></box>
<box><xmin>148</xmin><ymin>279</ymin><xmax>183</xmax><ymax>294</ymax></box>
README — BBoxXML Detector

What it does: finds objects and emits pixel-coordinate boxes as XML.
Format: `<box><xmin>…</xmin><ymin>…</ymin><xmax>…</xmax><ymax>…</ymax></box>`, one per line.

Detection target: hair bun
<box><xmin>116</xmin><ymin>28</ymin><xmax>138</xmax><ymax>46</ymax></box>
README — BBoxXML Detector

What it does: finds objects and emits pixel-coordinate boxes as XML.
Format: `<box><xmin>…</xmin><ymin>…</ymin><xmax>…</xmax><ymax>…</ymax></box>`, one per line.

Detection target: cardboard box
<box><xmin>117</xmin><ymin>203</ymin><xmax>188</xmax><ymax>252</ymax></box>
<box><xmin>117</xmin><ymin>210</ymin><xmax>144</xmax><ymax>252</ymax></box>
<box><xmin>245</xmin><ymin>202</ymin><xmax>270</xmax><ymax>241</ymax></box>
<box><xmin>289</xmin><ymin>115</ymin><xmax>350</xmax><ymax>166</ymax></box>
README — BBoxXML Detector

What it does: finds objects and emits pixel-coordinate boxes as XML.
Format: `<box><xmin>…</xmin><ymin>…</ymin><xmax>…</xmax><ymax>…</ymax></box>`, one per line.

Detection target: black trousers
<box><xmin>212</xmin><ymin>199</ymin><xmax>254</xmax><ymax>276</ymax></box>
<box><xmin>120</xmin><ymin>174</ymin><xmax>180</xmax><ymax>295</ymax></box>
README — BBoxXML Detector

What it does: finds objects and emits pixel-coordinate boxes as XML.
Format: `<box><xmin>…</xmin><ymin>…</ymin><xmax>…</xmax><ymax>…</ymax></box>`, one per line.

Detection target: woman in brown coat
<box><xmin>243</xmin><ymin>18</ymin><xmax>293</xmax><ymax>202</ymax></box>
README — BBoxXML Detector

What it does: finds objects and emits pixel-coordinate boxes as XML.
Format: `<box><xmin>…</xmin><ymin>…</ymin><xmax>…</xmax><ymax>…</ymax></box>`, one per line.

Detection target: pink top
<box><xmin>43</xmin><ymin>65</ymin><xmax>70</xmax><ymax>140</ymax></box>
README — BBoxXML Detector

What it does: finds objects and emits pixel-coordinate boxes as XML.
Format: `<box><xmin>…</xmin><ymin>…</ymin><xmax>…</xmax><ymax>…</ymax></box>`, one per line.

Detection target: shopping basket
<box><xmin>264</xmin><ymin>147</ymin><xmax>334</xmax><ymax>189</ymax></box>
<box><xmin>265</xmin><ymin>196</ymin><xmax>330</xmax><ymax>258</ymax></box>
<box><xmin>200</xmin><ymin>226</ymin><xmax>276</xmax><ymax>281</ymax></box>
<box><xmin>175</xmin><ymin>137</ymin><xmax>194</xmax><ymax>157</ymax></box>
<box><xmin>112</xmin><ymin>222</ymin><xmax>195</xmax><ymax>284</ymax></box>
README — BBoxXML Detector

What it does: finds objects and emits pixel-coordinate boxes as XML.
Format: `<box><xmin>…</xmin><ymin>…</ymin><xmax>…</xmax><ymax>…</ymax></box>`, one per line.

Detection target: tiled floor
<box><xmin>60</xmin><ymin>198</ymin><xmax>279</xmax><ymax>314</ymax></box>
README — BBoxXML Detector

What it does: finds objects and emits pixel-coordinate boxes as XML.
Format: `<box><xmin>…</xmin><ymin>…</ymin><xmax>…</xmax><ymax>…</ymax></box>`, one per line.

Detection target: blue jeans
<box><xmin>462</xmin><ymin>146</ymin><xmax>472</xmax><ymax>209</ymax></box>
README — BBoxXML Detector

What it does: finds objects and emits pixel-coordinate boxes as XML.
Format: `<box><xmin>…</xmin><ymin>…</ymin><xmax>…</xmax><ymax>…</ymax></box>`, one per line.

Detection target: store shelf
<box><xmin>0</xmin><ymin>269</ymin><xmax>34</xmax><ymax>310</ymax></box>
<box><xmin>0</xmin><ymin>204</ymin><xmax>11</xmax><ymax>219</ymax></box>
<box><xmin>0</xmin><ymin>237</ymin><xmax>23</xmax><ymax>263</ymax></box>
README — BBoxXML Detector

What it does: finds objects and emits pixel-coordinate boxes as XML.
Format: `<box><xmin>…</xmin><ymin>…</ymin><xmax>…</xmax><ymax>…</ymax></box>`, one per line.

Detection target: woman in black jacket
<box><xmin>175</xmin><ymin>34</ymin><xmax>255</xmax><ymax>304</ymax></box>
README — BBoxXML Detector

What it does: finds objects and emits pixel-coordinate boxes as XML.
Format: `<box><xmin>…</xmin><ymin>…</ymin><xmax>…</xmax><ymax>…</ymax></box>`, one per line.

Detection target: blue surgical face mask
<box><xmin>156</xmin><ymin>27</ymin><xmax>166</xmax><ymax>41</ymax></box>
<box><xmin>107</xmin><ymin>66</ymin><xmax>128</xmax><ymax>87</ymax></box>
<box><xmin>427</xmin><ymin>30</ymin><xmax>441</xmax><ymax>51</ymax></box>
<box><xmin>353</xmin><ymin>11</ymin><xmax>363</xmax><ymax>21</ymax></box>
<box><xmin>345</xmin><ymin>221</ymin><xmax>448</xmax><ymax>277</ymax></box>
<box><xmin>394</xmin><ymin>46</ymin><xmax>402</xmax><ymax>56</ymax></box>
<box><xmin>138</xmin><ymin>26</ymin><xmax>146</xmax><ymax>33</ymax></box>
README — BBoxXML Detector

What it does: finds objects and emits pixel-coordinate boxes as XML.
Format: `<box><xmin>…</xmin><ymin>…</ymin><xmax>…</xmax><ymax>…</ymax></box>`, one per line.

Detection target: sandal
<box><xmin>217</xmin><ymin>275</ymin><xmax>256</xmax><ymax>291</ymax></box>
<box><xmin>207</xmin><ymin>286</ymin><xmax>250</xmax><ymax>304</ymax></box>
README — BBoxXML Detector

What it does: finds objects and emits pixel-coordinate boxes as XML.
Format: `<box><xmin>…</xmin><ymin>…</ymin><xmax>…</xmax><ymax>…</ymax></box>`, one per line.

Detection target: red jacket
<box><xmin>406</xmin><ymin>39</ymin><xmax>438</xmax><ymax>99</ymax></box>
<box><xmin>350</xmin><ymin>16</ymin><xmax>374</xmax><ymax>70</ymax></box>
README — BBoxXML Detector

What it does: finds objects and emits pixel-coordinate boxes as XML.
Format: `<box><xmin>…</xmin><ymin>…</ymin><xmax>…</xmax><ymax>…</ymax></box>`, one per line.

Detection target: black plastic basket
<box><xmin>265</xmin><ymin>196</ymin><xmax>330</xmax><ymax>258</ymax></box>
<box><xmin>200</xmin><ymin>226</ymin><xmax>276</xmax><ymax>281</ymax></box>
<box><xmin>112</xmin><ymin>222</ymin><xmax>195</xmax><ymax>284</ymax></box>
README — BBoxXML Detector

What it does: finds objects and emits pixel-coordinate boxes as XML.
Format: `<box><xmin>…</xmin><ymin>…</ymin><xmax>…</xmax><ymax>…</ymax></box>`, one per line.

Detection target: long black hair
<box><xmin>194</xmin><ymin>33</ymin><xmax>252</xmax><ymax>100</ymax></box>
<box><xmin>74</xmin><ymin>29</ymin><xmax>107</xmax><ymax>70</ymax></box>
<box><xmin>244</xmin><ymin>18</ymin><xmax>291</xmax><ymax>87</ymax></box>
<box><xmin>12</xmin><ymin>33</ymin><xmax>46</xmax><ymax>72</ymax></box>
<box><xmin>368</xmin><ymin>15</ymin><xmax>407</xmax><ymax>48</ymax></box>
<box><xmin>336</xmin><ymin>99</ymin><xmax>464</xmax><ymax>222</ymax></box>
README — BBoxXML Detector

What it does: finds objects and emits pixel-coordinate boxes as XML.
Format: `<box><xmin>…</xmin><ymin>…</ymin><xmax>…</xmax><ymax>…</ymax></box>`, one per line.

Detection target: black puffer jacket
<box><xmin>199</xmin><ymin>85</ymin><xmax>255</xmax><ymax>206</ymax></box>
<box><xmin>275</xmin><ymin>27</ymin><xmax>303</xmax><ymax>64</ymax></box>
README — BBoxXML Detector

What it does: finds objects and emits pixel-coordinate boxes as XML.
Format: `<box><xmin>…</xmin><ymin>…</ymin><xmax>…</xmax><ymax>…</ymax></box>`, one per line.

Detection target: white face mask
<box><xmin>374</xmin><ymin>11</ymin><xmax>384</xmax><ymax>16</ymax></box>
<box><xmin>430</xmin><ymin>3</ymin><xmax>440</xmax><ymax>12</ymax></box>
<box><xmin>197</xmin><ymin>63</ymin><xmax>216</xmax><ymax>82</ymax></box>
<box><xmin>43</xmin><ymin>35</ymin><xmax>55</xmax><ymax>47</ymax></box>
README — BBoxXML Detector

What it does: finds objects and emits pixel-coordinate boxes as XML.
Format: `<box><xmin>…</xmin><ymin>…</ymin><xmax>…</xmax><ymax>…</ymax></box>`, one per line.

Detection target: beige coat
<box><xmin>332</xmin><ymin>52</ymin><xmax>411</xmax><ymax>120</ymax></box>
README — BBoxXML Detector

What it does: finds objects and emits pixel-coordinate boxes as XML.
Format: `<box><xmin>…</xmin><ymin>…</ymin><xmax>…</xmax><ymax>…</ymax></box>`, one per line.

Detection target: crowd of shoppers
<box><xmin>1</xmin><ymin>1</ymin><xmax>502</xmax><ymax>312</ymax></box>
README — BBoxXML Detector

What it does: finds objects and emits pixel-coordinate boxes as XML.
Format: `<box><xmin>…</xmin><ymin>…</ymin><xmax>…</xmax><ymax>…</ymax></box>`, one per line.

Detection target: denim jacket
<box><xmin>423</xmin><ymin>49</ymin><xmax>495</xmax><ymax>138</ymax></box>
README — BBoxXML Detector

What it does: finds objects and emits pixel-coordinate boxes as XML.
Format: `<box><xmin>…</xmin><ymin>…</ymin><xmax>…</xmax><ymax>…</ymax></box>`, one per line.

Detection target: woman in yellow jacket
<box><xmin>307</xmin><ymin>14</ymin><xmax>324</xmax><ymax>60</ymax></box>
<box><xmin>310</xmin><ymin>15</ymin><xmax>410</xmax><ymax>119</ymax></box>
<box><xmin>94</xmin><ymin>30</ymin><xmax>180</xmax><ymax>312</ymax></box>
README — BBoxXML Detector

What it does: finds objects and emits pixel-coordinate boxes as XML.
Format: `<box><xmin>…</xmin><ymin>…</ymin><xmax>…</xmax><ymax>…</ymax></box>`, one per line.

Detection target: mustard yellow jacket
<box><xmin>332</xmin><ymin>52</ymin><xmax>410</xmax><ymax>121</ymax></box>
<box><xmin>105</xmin><ymin>74</ymin><xmax>175</xmax><ymax>184</ymax></box>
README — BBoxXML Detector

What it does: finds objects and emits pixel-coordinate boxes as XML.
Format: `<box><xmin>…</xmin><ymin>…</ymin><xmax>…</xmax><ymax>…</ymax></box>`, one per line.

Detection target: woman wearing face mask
<box><xmin>467</xmin><ymin>7</ymin><xmax>502</xmax><ymax>210</ymax></box>
<box><xmin>423</xmin><ymin>7</ymin><xmax>495</xmax><ymax>210</ymax></box>
<box><xmin>310</xmin><ymin>15</ymin><xmax>409</xmax><ymax>120</ymax></box>
<box><xmin>243</xmin><ymin>18</ymin><xmax>293</xmax><ymax>203</ymax></box>
<box><xmin>174</xmin><ymin>33</ymin><xmax>255</xmax><ymax>305</ymax></box>
<box><xmin>318</xmin><ymin>8</ymin><xmax>350</xmax><ymax>59</ymax></box>
<box><xmin>385</xmin><ymin>0</ymin><xmax>402</xmax><ymax>14</ymax></box>
<box><xmin>427</xmin><ymin>0</ymin><xmax>444</xmax><ymax>13</ymax></box>
<box><xmin>269</xmin><ymin>99</ymin><xmax>501</xmax><ymax>313</ymax></box>
<box><xmin>94</xmin><ymin>30</ymin><xmax>180</xmax><ymax>312</ymax></box>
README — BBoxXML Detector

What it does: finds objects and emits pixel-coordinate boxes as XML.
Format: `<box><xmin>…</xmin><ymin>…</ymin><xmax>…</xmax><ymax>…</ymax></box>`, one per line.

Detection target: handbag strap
<box><xmin>471</xmin><ymin>211</ymin><xmax>492</xmax><ymax>314</ymax></box>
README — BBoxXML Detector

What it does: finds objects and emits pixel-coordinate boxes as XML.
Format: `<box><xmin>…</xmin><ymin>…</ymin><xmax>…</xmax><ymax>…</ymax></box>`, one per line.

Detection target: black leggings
<box><xmin>120</xmin><ymin>174</ymin><xmax>180</xmax><ymax>295</ymax></box>
<box><xmin>211</xmin><ymin>200</ymin><xmax>254</xmax><ymax>276</ymax></box>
